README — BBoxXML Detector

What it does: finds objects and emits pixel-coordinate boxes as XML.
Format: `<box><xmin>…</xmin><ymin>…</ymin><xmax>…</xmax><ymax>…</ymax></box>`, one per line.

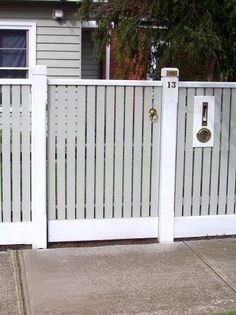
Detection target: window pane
<box><xmin>0</xmin><ymin>70</ymin><xmax>27</xmax><ymax>78</ymax></box>
<box><xmin>0</xmin><ymin>30</ymin><xmax>26</xmax><ymax>49</ymax></box>
<box><xmin>0</xmin><ymin>49</ymin><xmax>26</xmax><ymax>67</ymax></box>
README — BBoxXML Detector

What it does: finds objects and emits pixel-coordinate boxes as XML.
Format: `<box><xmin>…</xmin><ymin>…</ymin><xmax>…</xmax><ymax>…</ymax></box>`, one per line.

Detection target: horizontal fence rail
<box><xmin>175</xmin><ymin>87</ymin><xmax>236</xmax><ymax>217</ymax></box>
<box><xmin>0</xmin><ymin>84</ymin><xmax>32</xmax><ymax>223</ymax></box>
<box><xmin>47</xmin><ymin>83</ymin><xmax>161</xmax><ymax>221</ymax></box>
<box><xmin>179</xmin><ymin>82</ymin><xmax>236</xmax><ymax>88</ymax></box>
<box><xmin>48</xmin><ymin>79</ymin><xmax>163</xmax><ymax>87</ymax></box>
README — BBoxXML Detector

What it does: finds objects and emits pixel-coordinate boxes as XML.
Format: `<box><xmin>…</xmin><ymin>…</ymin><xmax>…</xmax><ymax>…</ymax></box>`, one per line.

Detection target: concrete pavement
<box><xmin>0</xmin><ymin>251</ymin><xmax>23</xmax><ymax>315</ymax></box>
<box><xmin>1</xmin><ymin>238</ymin><xmax>236</xmax><ymax>315</ymax></box>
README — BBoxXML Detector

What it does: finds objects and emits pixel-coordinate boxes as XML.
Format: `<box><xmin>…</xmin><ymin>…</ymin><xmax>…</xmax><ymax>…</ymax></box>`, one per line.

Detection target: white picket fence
<box><xmin>0</xmin><ymin>66</ymin><xmax>235</xmax><ymax>248</ymax></box>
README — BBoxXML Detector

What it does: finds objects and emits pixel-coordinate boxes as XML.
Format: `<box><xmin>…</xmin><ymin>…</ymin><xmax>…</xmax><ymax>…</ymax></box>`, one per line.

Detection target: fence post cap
<box><xmin>31</xmin><ymin>66</ymin><xmax>47</xmax><ymax>76</ymax></box>
<box><xmin>161</xmin><ymin>68</ymin><xmax>179</xmax><ymax>78</ymax></box>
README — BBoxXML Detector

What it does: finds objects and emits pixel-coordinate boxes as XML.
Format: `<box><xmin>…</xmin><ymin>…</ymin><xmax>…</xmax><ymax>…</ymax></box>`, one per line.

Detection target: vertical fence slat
<box><xmin>183</xmin><ymin>88</ymin><xmax>195</xmax><ymax>216</ymax></box>
<box><xmin>123</xmin><ymin>87</ymin><xmax>133</xmax><ymax>218</ymax></box>
<box><xmin>66</xmin><ymin>86</ymin><xmax>77</xmax><ymax>220</ymax></box>
<box><xmin>132</xmin><ymin>87</ymin><xmax>143</xmax><ymax>217</ymax></box>
<box><xmin>192</xmin><ymin>147</ymin><xmax>202</xmax><ymax>216</ymax></box>
<box><xmin>114</xmin><ymin>87</ymin><xmax>124</xmax><ymax>218</ymax></box>
<box><xmin>201</xmin><ymin>88</ymin><xmax>213</xmax><ymax>215</ymax></box>
<box><xmin>201</xmin><ymin>150</ymin><xmax>211</xmax><ymax>215</ymax></box>
<box><xmin>218</xmin><ymin>88</ymin><xmax>231</xmax><ymax>214</ymax></box>
<box><xmin>77</xmin><ymin>86</ymin><xmax>86</xmax><ymax>219</ymax></box>
<box><xmin>209</xmin><ymin>88</ymin><xmax>221</xmax><ymax>215</ymax></box>
<box><xmin>48</xmin><ymin>86</ymin><xmax>56</xmax><ymax>220</ymax></box>
<box><xmin>2</xmin><ymin>86</ymin><xmax>11</xmax><ymax>222</ymax></box>
<box><xmin>141</xmin><ymin>87</ymin><xmax>152</xmax><ymax>217</ymax></box>
<box><xmin>150</xmin><ymin>86</ymin><xmax>161</xmax><ymax>217</ymax></box>
<box><xmin>0</xmin><ymin>88</ymin><xmax>2</xmax><ymax>222</ymax></box>
<box><xmin>86</xmin><ymin>86</ymin><xmax>96</xmax><ymax>219</ymax></box>
<box><xmin>12</xmin><ymin>86</ymin><xmax>21</xmax><ymax>222</ymax></box>
<box><xmin>227</xmin><ymin>88</ymin><xmax>236</xmax><ymax>214</ymax></box>
<box><xmin>192</xmin><ymin>88</ymin><xmax>204</xmax><ymax>216</ymax></box>
<box><xmin>175</xmin><ymin>88</ymin><xmax>186</xmax><ymax>217</ymax></box>
<box><xmin>21</xmin><ymin>86</ymin><xmax>31</xmax><ymax>222</ymax></box>
<box><xmin>95</xmin><ymin>86</ymin><xmax>105</xmax><ymax>218</ymax></box>
<box><xmin>57</xmin><ymin>86</ymin><xmax>66</xmax><ymax>220</ymax></box>
<box><xmin>104</xmin><ymin>86</ymin><xmax>115</xmax><ymax>218</ymax></box>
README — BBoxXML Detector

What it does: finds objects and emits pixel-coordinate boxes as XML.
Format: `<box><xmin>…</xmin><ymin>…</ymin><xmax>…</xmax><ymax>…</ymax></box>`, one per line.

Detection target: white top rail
<box><xmin>0</xmin><ymin>79</ymin><xmax>32</xmax><ymax>85</ymax></box>
<box><xmin>48</xmin><ymin>79</ymin><xmax>163</xmax><ymax>87</ymax></box>
<box><xmin>179</xmin><ymin>81</ymin><xmax>236</xmax><ymax>88</ymax></box>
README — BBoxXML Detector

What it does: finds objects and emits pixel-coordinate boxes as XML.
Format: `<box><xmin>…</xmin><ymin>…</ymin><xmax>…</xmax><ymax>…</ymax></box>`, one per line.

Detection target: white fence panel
<box><xmin>0</xmin><ymin>84</ymin><xmax>32</xmax><ymax>223</ymax></box>
<box><xmin>175</xmin><ymin>85</ymin><xmax>236</xmax><ymax>218</ymax></box>
<box><xmin>48</xmin><ymin>80</ymin><xmax>161</xmax><ymax>242</ymax></box>
<box><xmin>0</xmin><ymin>82</ymin><xmax>33</xmax><ymax>245</ymax></box>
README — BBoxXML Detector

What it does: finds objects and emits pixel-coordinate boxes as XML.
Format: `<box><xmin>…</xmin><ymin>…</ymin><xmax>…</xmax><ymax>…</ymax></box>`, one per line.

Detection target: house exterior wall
<box><xmin>0</xmin><ymin>2</ymin><xmax>81</xmax><ymax>78</ymax></box>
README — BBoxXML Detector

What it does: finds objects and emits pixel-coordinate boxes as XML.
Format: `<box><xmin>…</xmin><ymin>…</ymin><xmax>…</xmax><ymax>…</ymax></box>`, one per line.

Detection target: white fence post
<box><xmin>158</xmin><ymin>68</ymin><xmax>179</xmax><ymax>243</ymax></box>
<box><xmin>31</xmin><ymin>66</ymin><xmax>47</xmax><ymax>249</ymax></box>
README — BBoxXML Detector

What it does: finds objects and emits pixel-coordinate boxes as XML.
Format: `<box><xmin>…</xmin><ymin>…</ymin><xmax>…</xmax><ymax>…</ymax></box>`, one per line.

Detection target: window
<box><xmin>0</xmin><ymin>22</ymin><xmax>36</xmax><ymax>79</ymax></box>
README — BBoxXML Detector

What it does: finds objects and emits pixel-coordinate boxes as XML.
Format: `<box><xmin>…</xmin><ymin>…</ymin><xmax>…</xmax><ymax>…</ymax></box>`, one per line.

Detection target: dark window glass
<box><xmin>0</xmin><ymin>70</ymin><xmax>27</xmax><ymax>78</ymax></box>
<box><xmin>0</xmin><ymin>29</ymin><xmax>27</xmax><ymax>78</ymax></box>
<box><xmin>0</xmin><ymin>50</ymin><xmax>26</xmax><ymax>67</ymax></box>
<box><xmin>0</xmin><ymin>30</ymin><xmax>26</xmax><ymax>49</ymax></box>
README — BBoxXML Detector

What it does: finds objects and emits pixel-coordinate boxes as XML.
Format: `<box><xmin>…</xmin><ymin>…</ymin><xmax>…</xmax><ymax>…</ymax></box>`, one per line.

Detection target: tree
<box><xmin>78</xmin><ymin>0</ymin><xmax>236</xmax><ymax>81</ymax></box>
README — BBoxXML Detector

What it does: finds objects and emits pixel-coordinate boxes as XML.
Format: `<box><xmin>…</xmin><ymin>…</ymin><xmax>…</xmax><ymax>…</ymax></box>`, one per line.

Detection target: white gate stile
<box><xmin>31</xmin><ymin>66</ymin><xmax>47</xmax><ymax>249</ymax></box>
<box><xmin>47</xmin><ymin>79</ymin><xmax>162</xmax><ymax>243</ymax></box>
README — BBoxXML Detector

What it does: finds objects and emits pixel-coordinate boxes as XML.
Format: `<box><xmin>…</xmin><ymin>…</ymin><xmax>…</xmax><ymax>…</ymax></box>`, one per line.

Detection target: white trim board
<box><xmin>0</xmin><ymin>79</ymin><xmax>31</xmax><ymax>85</ymax></box>
<box><xmin>0</xmin><ymin>222</ymin><xmax>33</xmax><ymax>245</ymax></box>
<box><xmin>81</xmin><ymin>21</ymin><xmax>97</xmax><ymax>28</ymax></box>
<box><xmin>48</xmin><ymin>79</ymin><xmax>163</xmax><ymax>87</ymax></box>
<box><xmin>179</xmin><ymin>82</ymin><xmax>236</xmax><ymax>88</ymax></box>
<box><xmin>174</xmin><ymin>215</ymin><xmax>236</xmax><ymax>238</ymax></box>
<box><xmin>49</xmin><ymin>217</ymin><xmax>158</xmax><ymax>242</ymax></box>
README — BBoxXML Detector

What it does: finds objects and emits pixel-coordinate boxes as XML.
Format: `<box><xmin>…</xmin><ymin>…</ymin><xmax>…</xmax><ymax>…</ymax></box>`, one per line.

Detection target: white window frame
<box><xmin>0</xmin><ymin>21</ymin><xmax>36</xmax><ymax>78</ymax></box>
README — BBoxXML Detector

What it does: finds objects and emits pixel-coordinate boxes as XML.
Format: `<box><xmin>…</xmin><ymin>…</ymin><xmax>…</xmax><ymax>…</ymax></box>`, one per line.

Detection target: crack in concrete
<box><xmin>11</xmin><ymin>251</ymin><xmax>32</xmax><ymax>315</ymax></box>
<box><xmin>11</xmin><ymin>251</ymin><xmax>26</xmax><ymax>315</ymax></box>
<box><xmin>184</xmin><ymin>241</ymin><xmax>236</xmax><ymax>296</ymax></box>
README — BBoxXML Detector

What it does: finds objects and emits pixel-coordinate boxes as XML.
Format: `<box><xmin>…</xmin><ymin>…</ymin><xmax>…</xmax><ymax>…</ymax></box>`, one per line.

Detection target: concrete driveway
<box><xmin>1</xmin><ymin>238</ymin><xmax>236</xmax><ymax>315</ymax></box>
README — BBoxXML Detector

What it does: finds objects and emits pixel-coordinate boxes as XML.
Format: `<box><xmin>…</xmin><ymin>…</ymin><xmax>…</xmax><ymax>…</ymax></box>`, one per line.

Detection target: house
<box><xmin>0</xmin><ymin>0</ymin><xmax>146</xmax><ymax>81</ymax></box>
<box><xmin>0</xmin><ymin>0</ymin><xmax>111</xmax><ymax>80</ymax></box>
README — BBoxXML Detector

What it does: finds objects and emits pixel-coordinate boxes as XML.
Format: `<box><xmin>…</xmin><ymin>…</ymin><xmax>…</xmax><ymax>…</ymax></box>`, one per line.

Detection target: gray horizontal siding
<box><xmin>0</xmin><ymin>3</ymin><xmax>81</xmax><ymax>78</ymax></box>
<box><xmin>38</xmin><ymin>51</ymin><xmax>80</xmax><ymax>59</ymax></box>
<box><xmin>37</xmin><ymin>26</ymin><xmax>80</xmax><ymax>36</ymax></box>
<box><xmin>47</xmin><ymin>68</ymin><xmax>80</xmax><ymax>77</ymax></box>
<box><xmin>37</xmin><ymin>43</ymin><xmax>80</xmax><ymax>52</ymax></box>
<box><xmin>37</xmin><ymin>35</ymin><xmax>80</xmax><ymax>44</ymax></box>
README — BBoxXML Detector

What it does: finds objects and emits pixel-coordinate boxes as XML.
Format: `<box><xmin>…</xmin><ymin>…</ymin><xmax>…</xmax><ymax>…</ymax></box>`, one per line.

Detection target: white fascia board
<box><xmin>81</xmin><ymin>21</ymin><xmax>97</xmax><ymax>28</ymax></box>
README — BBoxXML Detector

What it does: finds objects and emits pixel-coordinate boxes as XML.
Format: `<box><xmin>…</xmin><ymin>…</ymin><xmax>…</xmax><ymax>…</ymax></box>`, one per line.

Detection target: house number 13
<box><xmin>167</xmin><ymin>81</ymin><xmax>176</xmax><ymax>88</ymax></box>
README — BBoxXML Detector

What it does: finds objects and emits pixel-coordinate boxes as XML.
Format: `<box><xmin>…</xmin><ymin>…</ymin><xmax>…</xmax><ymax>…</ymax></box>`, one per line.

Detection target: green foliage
<box><xmin>216</xmin><ymin>312</ymin><xmax>236</xmax><ymax>315</ymax></box>
<box><xmin>77</xmin><ymin>0</ymin><xmax>236</xmax><ymax>81</ymax></box>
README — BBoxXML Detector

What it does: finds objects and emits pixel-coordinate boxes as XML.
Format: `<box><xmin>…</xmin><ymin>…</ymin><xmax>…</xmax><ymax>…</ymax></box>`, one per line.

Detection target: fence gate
<box><xmin>47</xmin><ymin>81</ymin><xmax>162</xmax><ymax>242</ymax></box>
